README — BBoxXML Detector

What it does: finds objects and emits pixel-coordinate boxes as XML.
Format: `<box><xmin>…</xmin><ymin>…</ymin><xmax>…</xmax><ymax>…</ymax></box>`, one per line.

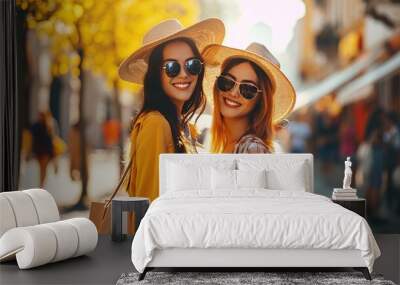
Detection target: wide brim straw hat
<box><xmin>118</xmin><ymin>18</ymin><xmax>225</xmax><ymax>84</ymax></box>
<box><xmin>202</xmin><ymin>42</ymin><xmax>296</xmax><ymax>124</ymax></box>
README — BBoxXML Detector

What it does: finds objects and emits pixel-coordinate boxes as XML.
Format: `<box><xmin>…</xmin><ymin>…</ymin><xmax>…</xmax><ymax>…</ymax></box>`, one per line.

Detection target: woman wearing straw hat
<box><xmin>118</xmin><ymin>18</ymin><xmax>224</xmax><ymax>201</ymax></box>
<box><xmin>202</xmin><ymin>42</ymin><xmax>296</xmax><ymax>153</ymax></box>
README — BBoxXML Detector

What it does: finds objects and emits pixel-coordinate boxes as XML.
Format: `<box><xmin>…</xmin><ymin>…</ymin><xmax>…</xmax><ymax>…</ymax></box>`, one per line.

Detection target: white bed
<box><xmin>131</xmin><ymin>154</ymin><xmax>380</xmax><ymax>280</ymax></box>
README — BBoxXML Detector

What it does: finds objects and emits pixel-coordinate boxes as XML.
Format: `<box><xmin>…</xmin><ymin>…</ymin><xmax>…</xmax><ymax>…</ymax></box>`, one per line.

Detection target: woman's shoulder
<box><xmin>131</xmin><ymin>111</ymin><xmax>172</xmax><ymax>141</ymax></box>
<box><xmin>234</xmin><ymin>135</ymin><xmax>284</xmax><ymax>154</ymax></box>
<box><xmin>234</xmin><ymin>134</ymin><xmax>270</xmax><ymax>154</ymax></box>
<box><xmin>138</xmin><ymin>111</ymin><xmax>168</xmax><ymax>124</ymax></box>
<box><xmin>137</xmin><ymin>111</ymin><xmax>169</xmax><ymax>127</ymax></box>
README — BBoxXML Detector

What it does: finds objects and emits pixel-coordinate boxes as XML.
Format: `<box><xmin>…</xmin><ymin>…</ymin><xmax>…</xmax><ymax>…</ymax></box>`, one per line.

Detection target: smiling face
<box><xmin>161</xmin><ymin>41</ymin><xmax>199</xmax><ymax>109</ymax></box>
<box><xmin>217</xmin><ymin>61</ymin><xmax>260</xmax><ymax>119</ymax></box>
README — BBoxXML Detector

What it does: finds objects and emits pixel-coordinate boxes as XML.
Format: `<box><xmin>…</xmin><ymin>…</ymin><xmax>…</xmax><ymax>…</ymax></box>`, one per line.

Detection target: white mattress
<box><xmin>131</xmin><ymin>190</ymin><xmax>380</xmax><ymax>273</ymax></box>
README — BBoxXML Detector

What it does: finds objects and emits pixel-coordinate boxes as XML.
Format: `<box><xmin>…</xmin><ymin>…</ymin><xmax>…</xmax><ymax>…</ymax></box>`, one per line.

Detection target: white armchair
<box><xmin>0</xmin><ymin>189</ymin><xmax>98</xmax><ymax>269</ymax></box>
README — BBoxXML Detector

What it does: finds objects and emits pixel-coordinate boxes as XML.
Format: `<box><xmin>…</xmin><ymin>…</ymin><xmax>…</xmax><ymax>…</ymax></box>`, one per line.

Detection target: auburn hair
<box><xmin>210</xmin><ymin>58</ymin><xmax>275</xmax><ymax>153</ymax></box>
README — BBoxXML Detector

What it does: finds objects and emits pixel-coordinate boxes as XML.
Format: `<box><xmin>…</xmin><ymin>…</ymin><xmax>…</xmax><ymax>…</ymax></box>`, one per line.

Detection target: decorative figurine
<box><xmin>343</xmin><ymin>157</ymin><xmax>353</xmax><ymax>189</ymax></box>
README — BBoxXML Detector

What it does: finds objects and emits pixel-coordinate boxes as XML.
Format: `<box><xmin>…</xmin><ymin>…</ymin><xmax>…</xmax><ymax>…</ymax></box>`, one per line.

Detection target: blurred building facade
<box><xmin>17</xmin><ymin>0</ymin><xmax>400</xmax><ymax>232</ymax></box>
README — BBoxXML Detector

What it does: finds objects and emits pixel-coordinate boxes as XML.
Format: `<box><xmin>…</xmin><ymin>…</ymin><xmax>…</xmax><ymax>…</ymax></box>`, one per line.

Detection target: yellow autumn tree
<box><xmin>17</xmin><ymin>0</ymin><xmax>199</xmax><ymax>208</ymax></box>
<box><xmin>18</xmin><ymin>0</ymin><xmax>199</xmax><ymax>85</ymax></box>
<box><xmin>82</xmin><ymin>0</ymin><xmax>199</xmax><ymax>175</ymax></box>
<box><xmin>85</xmin><ymin>0</ymin><xmax>199</xmax><ymax>88</ymax></box>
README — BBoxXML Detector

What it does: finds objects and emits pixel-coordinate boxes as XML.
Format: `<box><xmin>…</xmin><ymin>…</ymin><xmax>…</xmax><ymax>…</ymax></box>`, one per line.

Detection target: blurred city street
<box><xmin>10</xmin><ymin>0</ymin><xmax>400</xmax><ymax>233</ymax></box>
<box><xmin>19</xmin><ymin>148</ymin><xmax>400</xmax><ymax>232</ymax></box>
<box><xmin>19</xmin><ymin>150</ymin><xmax>120</xmax><ymax>209</ymax></box>
<box><xmin>1</xmin><ymin>1</ymin><xmax>400</xmax><ymax>283</ymax></box>
<box><xmin>19</xmin><ymin>149</ymin><xmax>341</xmax><ymax>208</ymax></box>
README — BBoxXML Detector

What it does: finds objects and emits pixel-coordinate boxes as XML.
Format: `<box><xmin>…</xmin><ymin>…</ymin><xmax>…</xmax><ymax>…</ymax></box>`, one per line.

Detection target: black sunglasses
<box><xmin>162</xmin><ymin>58</ymin><xmax>203</xmax><ymax>78</ymax></box>
<box><xmin>216</xmin><ymin>75</ymin><xmax>262</xmax><ymax>100</ymax></box>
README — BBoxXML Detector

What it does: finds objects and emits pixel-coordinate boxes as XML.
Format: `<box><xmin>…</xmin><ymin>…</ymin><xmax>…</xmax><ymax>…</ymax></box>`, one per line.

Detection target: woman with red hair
<box><xmin>203</xmin><ymin>42</ymin><xmax>296</xmax><ymax>153</ymax></box>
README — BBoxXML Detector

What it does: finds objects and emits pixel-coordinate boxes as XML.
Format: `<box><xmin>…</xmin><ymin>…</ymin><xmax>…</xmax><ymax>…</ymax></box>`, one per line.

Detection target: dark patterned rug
<box><xmin>116</xmin><ymin>271</ymin><xmax>396</xmax><ymax>285</ymax></box>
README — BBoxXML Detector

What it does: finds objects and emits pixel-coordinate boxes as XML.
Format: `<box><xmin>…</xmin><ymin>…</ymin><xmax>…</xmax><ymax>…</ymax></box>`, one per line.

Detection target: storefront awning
<box><xmin>293</xmin><ymin>48</ymin><xmax>382</xmax><ymax>111</ymax></box>
<box><xmin>336</xmin><ymin>51</ymin><xmax>400</xmax><ymax>105</ymax></box>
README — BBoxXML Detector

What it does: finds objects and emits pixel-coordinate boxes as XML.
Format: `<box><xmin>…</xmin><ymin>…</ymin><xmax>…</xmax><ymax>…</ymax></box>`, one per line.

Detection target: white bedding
<box><xmin>131</xmin><ymin>190</ymin><xmax>380</xmax><ymax>273</ymax></box>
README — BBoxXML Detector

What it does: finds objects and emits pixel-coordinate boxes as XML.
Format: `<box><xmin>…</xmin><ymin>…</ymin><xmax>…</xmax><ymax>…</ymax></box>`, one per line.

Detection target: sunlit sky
<box><xmin>222</xmin><ymin>0</ymin><xmax>305</xmax><ymax>54</ymax></box>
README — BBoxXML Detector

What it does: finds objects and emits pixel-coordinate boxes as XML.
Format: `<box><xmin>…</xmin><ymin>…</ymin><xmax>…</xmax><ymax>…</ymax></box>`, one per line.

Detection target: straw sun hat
<box><xmin>202</xmin><ymin>43</ymin><xmax>296</xmax><ymax>124</ymax></box>
<box><xmin>119</xmin><ymin>18</ymin><xmax>225</xmax><ymax>84</ymax></box>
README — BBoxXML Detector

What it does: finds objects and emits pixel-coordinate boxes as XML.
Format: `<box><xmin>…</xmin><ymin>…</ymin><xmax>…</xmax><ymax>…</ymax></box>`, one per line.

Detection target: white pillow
<box><xmin>237</xmin><ymin>158</ymin><xmax>309</xmax><ymax>191</ymax></box>
<box><xmin>167</xmin><ymin>162</ymin><xmax>210</xmax><ymax>191</ymax></box>
<box><xmin>266</xmin><ymin>166</ymin><xmax>307</xmax><ymax>191</ymax></box>
<box><xmin>166</xmin><ymin>159</ymin><xmax>236</xmax><ymax>192</ymax></box>
<box><xmin>211</xmin><ymin>168</ymin><xmax>236</xmax><ymax>190</ymax></box>
<box><xmin>211</xmin><ymin>168</ymin><xmax>268</xmax><ymax>190</ymax></box>
<box><xmin>236</xmin><ymin>169</ymin><xmax>267</xmax><ymax>189</ymax></box>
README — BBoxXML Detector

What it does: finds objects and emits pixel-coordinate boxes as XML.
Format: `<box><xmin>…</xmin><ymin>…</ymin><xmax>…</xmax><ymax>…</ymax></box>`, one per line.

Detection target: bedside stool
<box><xmin>332</xmin><ymin>198</ymin><xmax>366</xmax><ymax>218</ymax></box>
<box><xmin>111</xmin><ymin>197</ymin><xmax>149</xmax><ymax>242</ymax></box>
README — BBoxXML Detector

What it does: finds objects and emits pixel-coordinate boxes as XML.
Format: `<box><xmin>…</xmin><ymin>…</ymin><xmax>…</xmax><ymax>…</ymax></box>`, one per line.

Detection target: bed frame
<box><xmin>139</xmin><ymin>154</ymin><xmax>371</xmax><ymax>280</ymax></box>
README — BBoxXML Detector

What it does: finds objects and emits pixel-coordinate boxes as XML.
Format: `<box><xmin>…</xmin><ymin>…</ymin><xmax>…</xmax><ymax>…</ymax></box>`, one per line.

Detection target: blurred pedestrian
<box><xmin>360</xmin><ymin>108</ymin><xmax>386</xmax><ymax>218</ymax></box>
<box><xmin>366</xmin><ymin>129</ymin><xmax>385</xmax><ymax>218</ymax></box>
<box><xmin>383</xmin><ymin>112</ymin><xmax>400</xmax><ymax>212</ymax></box>
<box><xmin>102</xmin><ymin>119</ymin><xmax>121</xmax><ymax>148</ymax></box>
<box><xmin>314</xmin><ymin>110</ymin><xmax>339</xmax><ymax>172</ymax></box>
<box><xmin>339</xmin><ymin>107</ymin><xmax>357</xmax><ymax>160</ymax></box>
<box><xmin>68</xmin><ymin>122</ymin><xmax>89</xmax><ymax>182</ymax></box>
<box><xmin>30</xmin><ymin>111</ymin><xmax>56</xmax><ymax>187</ymax></box>
<box><xmin>288</xmin><ymin>112</ymin><xmax>311</xmax><ymax>153</ymax></box>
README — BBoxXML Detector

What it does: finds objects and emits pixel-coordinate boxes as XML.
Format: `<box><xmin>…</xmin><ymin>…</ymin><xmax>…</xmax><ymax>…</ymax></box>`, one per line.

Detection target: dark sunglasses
<box><xmin>162</xmin><ymin>58</ymin><xmax>203</xmax><ymax>78</ymax></box>
<box><xmin>216</xmin><ymin>75</ymin><xmax>262</xmax><ymax>100</ymax></box>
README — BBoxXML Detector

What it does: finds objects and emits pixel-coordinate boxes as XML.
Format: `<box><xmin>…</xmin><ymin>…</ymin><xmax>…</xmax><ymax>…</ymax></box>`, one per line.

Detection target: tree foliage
<box><xmin>17</xmin><ymin>0</ymin><xmax>200</xmax><ymax>89</ymax></box>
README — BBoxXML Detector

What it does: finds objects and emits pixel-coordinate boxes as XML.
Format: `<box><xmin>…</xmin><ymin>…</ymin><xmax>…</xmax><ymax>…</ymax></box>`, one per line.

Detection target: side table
<box><xmin>112</xmin><ymin>197</ymin><xmax>149</xmax><ymax>242</ymax></box>
<box><xmin>332</xmin><ymin>198</ymin><xmax>366</xmax><ymax>218</ymax></box>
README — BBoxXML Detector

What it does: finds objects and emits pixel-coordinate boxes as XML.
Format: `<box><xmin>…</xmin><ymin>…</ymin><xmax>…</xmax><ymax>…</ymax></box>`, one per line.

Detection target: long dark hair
<box><xmin>134</xmin><ymin>37</ymin><xmax>206</xmax><ymax>152</ymax></box>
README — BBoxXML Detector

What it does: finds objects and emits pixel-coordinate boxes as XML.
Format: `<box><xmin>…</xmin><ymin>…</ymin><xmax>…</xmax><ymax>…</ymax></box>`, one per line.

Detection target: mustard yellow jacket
<box><xmin>128</xmin><ymin>111</ymin><xmax>175</xmax><ymax>201</ymax></box>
